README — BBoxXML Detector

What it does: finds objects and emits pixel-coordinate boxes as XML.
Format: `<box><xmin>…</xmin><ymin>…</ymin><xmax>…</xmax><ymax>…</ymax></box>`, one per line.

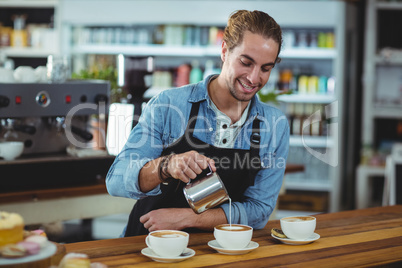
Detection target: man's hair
<box><xmin>223</xmin><ymin>10</ymin><xmax>283</xmax><ymax>63</ymax></box>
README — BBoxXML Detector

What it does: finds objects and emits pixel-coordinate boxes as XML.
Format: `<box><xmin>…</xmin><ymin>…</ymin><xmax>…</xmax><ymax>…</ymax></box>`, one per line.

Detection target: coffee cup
<box><xmin>145</xmin><ymin>230</ymin><xmax>189</xmax><ymax>257</ymax></box>
<box><xmin>214</xmin><ymin>224</ymin><xmax>253</xmax><ymax>249</ymax></box>
<box><xmin>280</xmin><ymin>216</ymin><xmax>316</xmax><ymax>240</ymax></box>
<box><xmin>14</xmin><ymin>66</ymin><xmax>37</xmax><ymax>83</ymax></box>
<box><xmin>0</xmin><ymin>141</ymin><xmax>24</xmax><ymax>161</ymax></box>
<box><xmin>0</xmin><ymin>67</ymin><xmax>15</xmax><ymax>83</ymax></box>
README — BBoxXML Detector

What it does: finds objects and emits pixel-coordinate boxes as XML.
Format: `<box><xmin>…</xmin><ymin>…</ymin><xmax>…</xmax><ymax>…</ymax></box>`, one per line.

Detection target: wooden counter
<box><xmin>64</xmin><ymin>205</ymin><xmax>402</xmax><ymax>267</ymax></box>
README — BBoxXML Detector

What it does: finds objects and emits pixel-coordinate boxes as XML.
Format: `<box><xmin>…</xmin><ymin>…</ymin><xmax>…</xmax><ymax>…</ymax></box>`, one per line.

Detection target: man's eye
<box><xmin>262</xmin><ymin>68</ymin><xmax>272</xmax><ymax>73</ymax></box>
<box><xmin>240</xmin><ymin>60</ymin><xmax>251</xmax><ymax>67</ymax></box>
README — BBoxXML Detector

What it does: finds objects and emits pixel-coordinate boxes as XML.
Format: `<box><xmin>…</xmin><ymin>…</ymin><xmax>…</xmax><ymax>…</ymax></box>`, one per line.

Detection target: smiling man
<box><xmin>106</xmin><ymin>10</ymin><xmax>290</xmax><ymax>236</ymax></box>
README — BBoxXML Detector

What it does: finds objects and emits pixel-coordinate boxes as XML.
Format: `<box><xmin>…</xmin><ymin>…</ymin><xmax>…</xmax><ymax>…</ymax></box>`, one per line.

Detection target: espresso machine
<box><xmin>0</xmin><ymin>80</ymin><xmax>114</xmax><ymax>191</ymax></box>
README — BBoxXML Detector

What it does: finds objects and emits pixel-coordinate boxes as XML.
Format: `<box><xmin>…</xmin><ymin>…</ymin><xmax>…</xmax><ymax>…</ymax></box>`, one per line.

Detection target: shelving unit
<box><xmin>71</xmin><ymin>44</ymin><xmax>221</xmax><ymax>57</ymax></box>
<box><xmin>0</xmin><ymin>0</ymin><xmax>61</xmax><ymax>62</ymax></box>
<box><xmin>1</xmin><ymin>47</ymin><xmax>57</xmax><ymax>57</ymax></box>
<box><xmin>362</xmin><ymin>0</ymin><xmax>402</xmax><ymax>147</ymax></box>
<box><xmin>356</xmin><ymin>0</ymin><xmax>402</xmax><ymax>209</ymax></box>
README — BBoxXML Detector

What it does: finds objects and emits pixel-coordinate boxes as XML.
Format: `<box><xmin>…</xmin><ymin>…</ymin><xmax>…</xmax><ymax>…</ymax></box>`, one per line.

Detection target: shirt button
<box><xmin>222</xmin><ymin>124</ymin><xmax>228</xmax><ymax>129</ymax></box>
<box><xmin>209</xmin><ymin>127</ymin><xmax>213</xmax><ymax>132</ymax></box>
<box><xmin>222</xmin><ymin>138</ymin><xmax>227</xmax><ymax>144</ymax></box>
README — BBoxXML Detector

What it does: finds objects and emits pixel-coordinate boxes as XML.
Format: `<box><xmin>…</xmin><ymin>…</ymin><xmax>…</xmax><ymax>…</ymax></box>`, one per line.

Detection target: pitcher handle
<box><xmin>187</xmin><ymin>163</ymin><xmax>213</xmax><ymax>185</ymax></box>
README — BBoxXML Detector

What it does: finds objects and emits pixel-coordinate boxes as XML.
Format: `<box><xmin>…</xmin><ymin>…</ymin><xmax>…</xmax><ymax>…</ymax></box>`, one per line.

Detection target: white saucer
<box><xmin>208</xmin><ymin>240</ymin><xmax>259</xmax><ymax>255</ymax></box>
<box><xmin>0</xmin><ymin>242</ymin><xmax>56</xmax><ymax>266</ymax></box>
<box><xmin>271</xmin><ymin>232</ymin><xmax>320</xmax><ymax>245</ymax></box>
<box><xmin>141</xmin><ymin>247</ymin><xmax>195</xmax><ymax>263</ymax></box>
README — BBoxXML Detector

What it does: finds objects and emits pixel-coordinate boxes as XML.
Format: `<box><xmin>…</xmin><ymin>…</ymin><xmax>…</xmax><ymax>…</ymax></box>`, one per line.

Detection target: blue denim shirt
<box><xmin>106</xmin><ymin>75</ymin><xmax>289</xmax><ymax>229</ymax></box>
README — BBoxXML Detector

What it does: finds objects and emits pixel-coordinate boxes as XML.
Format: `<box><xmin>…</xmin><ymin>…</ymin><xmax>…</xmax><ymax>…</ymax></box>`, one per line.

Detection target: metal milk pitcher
<box><xmin>183</xmin><ymin>165</ymin><xmax>229</xmax><ymax>214</ymax></box>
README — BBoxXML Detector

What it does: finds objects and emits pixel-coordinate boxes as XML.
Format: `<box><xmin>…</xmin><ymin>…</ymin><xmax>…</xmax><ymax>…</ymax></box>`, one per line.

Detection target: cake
<box><xmin>0</xmin><ymin>211</ymin><xmax>24</xmax><ymax>247</ymax></box>
<box><xmin>59</xmin><ymin>253</ymin><xmax>91</xmax><ymax>268</ymax></box>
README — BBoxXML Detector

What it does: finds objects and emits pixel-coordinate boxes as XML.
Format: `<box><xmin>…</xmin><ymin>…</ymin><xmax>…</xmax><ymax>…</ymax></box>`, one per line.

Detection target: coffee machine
<box><xmin>0</xmin><ymin>80</ymin><xmax>114</xmax><ymax>191</ymax></box>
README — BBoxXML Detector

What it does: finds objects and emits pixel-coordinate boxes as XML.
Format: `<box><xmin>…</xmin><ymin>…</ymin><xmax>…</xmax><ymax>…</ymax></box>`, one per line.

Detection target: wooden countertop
<box><xmin>63</xmin><ymin>205</ymin><xmax>402</xmax><ymax>267</ymax></box>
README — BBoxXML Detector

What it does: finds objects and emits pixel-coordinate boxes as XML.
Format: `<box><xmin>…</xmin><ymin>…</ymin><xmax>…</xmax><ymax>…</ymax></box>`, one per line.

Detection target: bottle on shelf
<box><xmin>310</xmin><ymin>104</ymin><xmax>323</xmax><ymax>136</ymax></box>
<box><xmin>298</xmin><ymin>75</ymin><xmax>309</xmax><ymax>94</ymax></box>
<box><xmin>318</xmin><ymin>76</ymin><xmax>328</xmax><ymax>94</ymax></box>
<box><xmin>292</xmin><ymin>103</ymin><xmax>304</xmax><ymax>135</ymax></box>
<box><xmin>302</xmin><ymin>103</ymin><xmax>313</xmax><ymax>136</ymax></box>
<box><xmin>278</xmin><ymin>68</ymin><xmax>293</xmax><ymax>92</ymax></box>
<box><xmin>11</xmin><ymin>14</ymin><xmax>28</xmax><ymax>47</ymax></box>
<box><xmin>286</xmin><ymin>103</ymin><xmax>295</xmax><ymax>135</ymax></box>
<box><xmin>189</xmin><ymin>60</ymin><xmax>203</xmax><ymax>84</ymax></box>
<box><xmin>290</xmin><ymin>65</ymin><xmax>300</xmax><ymax>93</ymax></box>
<box><xmin>203</xmin><ymin>60</ymin><xmax>220</xmax><ymax>79</ymax></box>
<box><xmin>175</xmin><ymin>64</ymin><xmax>191</xmax><ymax>87</ymax></box>
<box><xmin>327</xmin><ymin>76</ymin><xmax>336</xmax><ymax>95</ymax></box>
<box><xmin>307</xmin><ymin>75</ymin><xmax>319</xmax><ymax>94</ymax></box>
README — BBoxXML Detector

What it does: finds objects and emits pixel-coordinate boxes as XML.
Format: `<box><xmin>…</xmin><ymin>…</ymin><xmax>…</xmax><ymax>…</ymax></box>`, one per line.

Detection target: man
<box><xmin>106</xmin><ymin>10</ymin><xmax>289</xmax><ymax>236</ymax></box>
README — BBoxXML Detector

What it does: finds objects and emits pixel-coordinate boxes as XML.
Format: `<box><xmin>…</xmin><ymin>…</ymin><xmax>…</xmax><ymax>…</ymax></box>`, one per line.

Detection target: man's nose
<box><xmin>247</xmin><ymin>66</ymin><xmax>260</xmax><ymax>84</ymax></box>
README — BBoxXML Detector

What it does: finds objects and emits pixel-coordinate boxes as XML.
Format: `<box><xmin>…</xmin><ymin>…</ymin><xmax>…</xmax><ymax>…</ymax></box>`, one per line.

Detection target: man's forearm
<box><xmin>138</xmin><ymin>157</ymin><xmax>163</xmax><ymax>192</ymax></box>
<box><xmin>187</xmin><ymin>207</ymin><xmax>228</xmax><ymax>230</ymax></box>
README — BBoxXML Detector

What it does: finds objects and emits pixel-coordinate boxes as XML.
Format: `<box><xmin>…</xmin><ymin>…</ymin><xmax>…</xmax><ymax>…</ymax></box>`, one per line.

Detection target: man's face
<box><xmin>221</xmin><ymin>31</ymin><xmax>279</xmax><ymax>102</ymax></box>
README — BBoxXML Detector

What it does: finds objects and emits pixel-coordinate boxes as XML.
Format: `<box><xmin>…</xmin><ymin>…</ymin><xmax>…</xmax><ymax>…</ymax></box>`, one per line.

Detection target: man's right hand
<box><xmin>167</xmin><ymin>151</ymin><xmax>216</xmax><ymax>183</ymax></box>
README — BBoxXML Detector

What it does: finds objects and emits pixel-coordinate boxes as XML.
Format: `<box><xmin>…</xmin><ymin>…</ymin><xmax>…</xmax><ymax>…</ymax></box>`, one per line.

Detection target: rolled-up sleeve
<box><xmin>106</xmin><ymin>96</ymin><xmax>166</xmax><ymax>199</ymax></box>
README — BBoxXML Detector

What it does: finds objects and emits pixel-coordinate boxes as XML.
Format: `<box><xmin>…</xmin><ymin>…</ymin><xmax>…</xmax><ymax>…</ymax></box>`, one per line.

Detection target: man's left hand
<box><xmin>140</xmin><ymin>208</ymin><xmax>193</xmax><ymax>232</ymax></box>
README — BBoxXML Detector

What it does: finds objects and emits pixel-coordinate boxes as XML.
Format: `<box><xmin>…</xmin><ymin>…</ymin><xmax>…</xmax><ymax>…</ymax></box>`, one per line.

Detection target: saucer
<box><xmin>141</xmin><ymin>247</ymin><xmax>195</xmax><ymax>263</ymax></box>
<box><xmin>271</xmin><ymin>232</ymin><xmax>320</xmax><ymax>245</ymax></box>
<box><xmin>0</xmin><ymin>242</ymin><xmax>56</xmax><ymax>266</ymax></box>
<box><xmin>208</xmin><ymin>240</ymin><xmax>259</xmax><ymax>255</ymax></box>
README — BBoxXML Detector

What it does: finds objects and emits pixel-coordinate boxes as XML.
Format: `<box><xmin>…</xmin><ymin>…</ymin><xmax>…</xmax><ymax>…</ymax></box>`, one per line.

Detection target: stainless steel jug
<box><xmin>183</xmin><ymin>165</ymin><xmax>229</xmax><ymax>214</ymax></box>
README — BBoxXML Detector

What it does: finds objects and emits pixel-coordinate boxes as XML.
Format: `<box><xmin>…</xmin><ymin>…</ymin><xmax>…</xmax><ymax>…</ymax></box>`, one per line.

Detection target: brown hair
<box><xmin>223</xmin><ymin>10</ymin><xmax>283</xmax><ymax>63</ymax></box>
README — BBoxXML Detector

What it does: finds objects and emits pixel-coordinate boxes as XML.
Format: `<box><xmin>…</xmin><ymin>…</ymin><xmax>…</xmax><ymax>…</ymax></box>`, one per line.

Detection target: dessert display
<box><xmin>0</xmin><ymin>211</ymin><xmax>24</xmax><ymax>247</ymax></box>
<box><xmin>0</xmin><ymin>211</ymin><xmax>50</xmax><ymax>260</ymax></box>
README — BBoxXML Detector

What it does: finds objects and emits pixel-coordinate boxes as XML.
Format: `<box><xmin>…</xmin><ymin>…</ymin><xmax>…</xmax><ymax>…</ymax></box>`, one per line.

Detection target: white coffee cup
<box><xmin>35</xmin><ymin>66</ymin><xmax>48</xmax><ymax>82</ymax></box>
<box><xmin>14</xmin><ymin>66</ymin><xmax>37</xmax><ymax>83</ymax></box>
<box><xmin>0</xmin><ymin>141</ymin><xmax>24</xmax><ymax>161</ymax></box>
<box><xmin>214</xmin><ymin>224</ymin><xmax>253</xmax><ymax>249</ymax></box>
<box><xmin>145</xmin><ymin>230</ymin><xmax>189</xmax><ymax>257</ymax></box>
<box><xmin>0</xmin><ymin>67</ymin><xmax>15</xmax><ymax>83</ymax></box>
<box><xmin>280</xmin><ymin>216</ymin><xmax>316</xmax><ymax>240</ymax></box>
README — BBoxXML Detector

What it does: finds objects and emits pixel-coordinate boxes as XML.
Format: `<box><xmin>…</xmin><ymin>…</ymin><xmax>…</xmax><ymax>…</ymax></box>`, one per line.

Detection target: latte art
<box><xmin>282</xmin><ymin>216</ymin><xmax>315</xmax><ymax>222</ymax></box>
<box><xmin>216</xmin><ymin>224</ymin><xmax>252</xmax><ymax>232</ymax></box>
<box><xmin>150</xmin><ymin>231</ymin><xmax>188</xmax><ymax>238</ymax></box>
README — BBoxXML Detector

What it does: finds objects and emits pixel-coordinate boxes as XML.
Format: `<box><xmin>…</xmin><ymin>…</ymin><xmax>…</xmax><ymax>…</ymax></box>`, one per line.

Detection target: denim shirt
<box><xmin>106</xmin><ymin>75</ymin><xmax>290</xmax><ymax>229</ymax></box>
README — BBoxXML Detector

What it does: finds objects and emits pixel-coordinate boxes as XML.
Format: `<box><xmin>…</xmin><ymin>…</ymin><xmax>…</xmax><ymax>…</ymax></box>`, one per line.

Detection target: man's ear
<box><xmin>221</xmin><ymin>41</ymin><xmax>228</xmax><ymax>62</ymax></box>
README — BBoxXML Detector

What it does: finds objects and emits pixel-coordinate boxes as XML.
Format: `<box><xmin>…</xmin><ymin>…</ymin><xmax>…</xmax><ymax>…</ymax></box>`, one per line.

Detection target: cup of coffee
<box><xmin>280</xmin><ymin>216</ymin><xmax>316</xmax><ymax>240</ymax></box>
<box><xmin>0</xmin><ymin>141</ymin><xmax>24</xmax><ymax>161</ymax></box>
<box><xmin>145</xmin><ymin>230</ymin><xmax>189</xmax><ymax>257</ymax></box>
<box><xmin>214</xmin><ymin>224</ymin><xmax>253</xmax><ymax>249</ymax></box>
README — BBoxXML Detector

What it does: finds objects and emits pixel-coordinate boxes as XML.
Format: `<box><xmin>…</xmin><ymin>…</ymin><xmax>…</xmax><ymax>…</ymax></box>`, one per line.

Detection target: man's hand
<box><xmin>140</xmin><ymin>208</ymin><xmax>194</xmax><ymax>232</ymax></box>
<box><xmin>167</xmin><ymin>150</ymin><xmax>216</xmax><ymax>183</ymax></box>
<box><xmin>139</xmin><ymin>150</ymin><xmax>215</xmax><ymax>193</ymax></box>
